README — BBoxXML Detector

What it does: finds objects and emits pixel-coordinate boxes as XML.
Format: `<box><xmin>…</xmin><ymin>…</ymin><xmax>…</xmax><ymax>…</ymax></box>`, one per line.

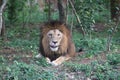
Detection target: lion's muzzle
<box><xmin>50</xmin><ymin>45</ymin><xmax>59</xmax><ymax>51</ymax></box>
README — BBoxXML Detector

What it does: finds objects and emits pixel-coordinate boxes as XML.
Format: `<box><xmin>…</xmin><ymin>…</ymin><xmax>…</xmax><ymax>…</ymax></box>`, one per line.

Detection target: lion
<box><xmin>39</xmin><ymin>21</ymin><xmax>75</xmax><ymax>66</ymax></box>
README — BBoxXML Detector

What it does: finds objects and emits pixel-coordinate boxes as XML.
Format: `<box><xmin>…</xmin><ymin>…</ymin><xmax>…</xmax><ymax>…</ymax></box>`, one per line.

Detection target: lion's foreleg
<box><xmin>45</xmin><ymin>57</ymin><xmax>52</xmax><ymax>64</ymax></box>
<box><xmin>51</xmin><ymin>56</ymin><xmax>71</xmax><ymax>66</ymax></box>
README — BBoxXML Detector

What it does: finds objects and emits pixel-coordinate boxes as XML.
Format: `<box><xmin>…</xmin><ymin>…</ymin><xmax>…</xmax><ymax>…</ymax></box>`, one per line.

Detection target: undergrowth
<box><xmin>0</xmin><ymin>61</ymin><xmax>56</xmax><ymax>80</ymax></box>
<box><xmin>0</xmin><ymin>25</ymin><xmax>120</xmax><ymax>80</ymax></box>
<box><xmin>64</xmin><ymin>60</ymin><xmax>120</xmax><ymax>80</ymax></box>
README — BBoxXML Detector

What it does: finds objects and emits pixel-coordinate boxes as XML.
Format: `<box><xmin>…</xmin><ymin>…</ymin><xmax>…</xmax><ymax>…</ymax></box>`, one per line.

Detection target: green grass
<box><xmin>107</xmin><ymin>53</ymin><xmax>120</xmax><ymax>65</ymax></box>
<box><xmin>1</xmin><ymin>61</ymin><xmax>55</xmax><ymax>80</ymax></box>
<box><xmin>0</xmin><ymin>23</ymin><xmax>120</xmax><ymax>80</ymax></box>
<box><xmin>64</xmin><ymin>60</ymin><xmax>120</xmax><ymax>80</ymax></box>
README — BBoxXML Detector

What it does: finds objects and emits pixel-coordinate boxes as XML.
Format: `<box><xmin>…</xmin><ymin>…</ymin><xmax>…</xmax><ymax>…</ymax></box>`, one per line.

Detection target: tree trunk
<box><xmin>65</xmin><ymin>0</ymin><xmax>68</xmax><ymax>24</ymax></box>
<box><xmin>0</xmin><ymin>11</ymin><xmax>2</xmax><ymax>35</ymax></box>
<box><xmin>110</xmin><ymin>0</ymin><xmax>120</xmax><ymax>22</ymax></box>
<box><xmin>57</xmin><ymin>0</ymin><xmax>66</xmax><ymax>23</ymax></box>
<box><xmin>0</xmin><ymin>0</ymin><xmax>3</xmax><ymax>35</ymax></box>
<box><xmin>0</xmin><ymin>0</ymin><xmax>7</xmax><ymax>37</ymax></box>
<box><xmin>48</xmin><ymin>0</ymin><xmax>51</xmax><ymax>21</ymax></box>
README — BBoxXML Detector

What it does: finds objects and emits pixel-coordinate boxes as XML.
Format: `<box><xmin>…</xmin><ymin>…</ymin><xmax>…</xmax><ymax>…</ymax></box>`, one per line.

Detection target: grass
<box><xmin>1</xmin><ymin>61</ymin><xmax>55</xmax><ymax>80</ymax></box>
<box><xmin>64</xmin><ymin>60</ymin><xmax>120</xmax><ymax>80</ymax></box>
<box><xmin>107</xmin><ymin>53</ymin><xmax>120</xmax><ymax>65</ymax></box>
<box><xmin>0</xmin><ymin>22</ymin><xmax>120</xmax><ymax>80</ymax></box>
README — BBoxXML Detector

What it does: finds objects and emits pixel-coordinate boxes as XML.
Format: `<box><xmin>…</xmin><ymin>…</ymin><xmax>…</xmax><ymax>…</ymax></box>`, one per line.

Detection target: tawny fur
<box><xmin>39</xmin><ymin>21</ymin><xmax>75</xmax><ymax>65</ymax></box>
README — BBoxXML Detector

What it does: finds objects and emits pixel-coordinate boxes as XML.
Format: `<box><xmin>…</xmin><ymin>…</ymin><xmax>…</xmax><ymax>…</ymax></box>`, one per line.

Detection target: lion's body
<box><xmin>39</xmin><ymin>21</ymin><xmax>75</xmax><ymax>66</ymax></box>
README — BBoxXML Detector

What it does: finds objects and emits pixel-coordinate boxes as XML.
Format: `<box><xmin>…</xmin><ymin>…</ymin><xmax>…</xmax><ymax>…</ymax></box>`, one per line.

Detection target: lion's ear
<box><xmin>61</xmin><ymin>23</ymin><xmax>66</xmax><ymax>27</ymax></box>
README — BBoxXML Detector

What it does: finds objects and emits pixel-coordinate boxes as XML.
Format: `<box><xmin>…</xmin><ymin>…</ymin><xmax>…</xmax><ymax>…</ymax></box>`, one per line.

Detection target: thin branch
<box><xmin>68</xmin><ymin>0</ymin><xmax>85</xmax><ymax>36</ymax></box>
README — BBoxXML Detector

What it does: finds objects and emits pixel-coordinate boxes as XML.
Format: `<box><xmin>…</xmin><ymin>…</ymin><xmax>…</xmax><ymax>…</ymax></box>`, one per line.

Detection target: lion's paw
<box><xmin>51</xmin><ymin>61</ymin><xmax>59</xmax><ymax>66</ymax></box>
<box><xmin>46</xmin><ymin>57</ymin><xmax>51</xmax><ymax>64</ymax></box>
<box><xmin>35</xmin><ymin>54</ymin><xmax>42</xmax><ymax>58</ymax></box>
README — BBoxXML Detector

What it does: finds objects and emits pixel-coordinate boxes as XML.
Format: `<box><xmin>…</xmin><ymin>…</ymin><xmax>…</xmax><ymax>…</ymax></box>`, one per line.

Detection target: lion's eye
<box><xmin>57</xmin><ymin>34</ymin><xmax>60</xmax><ymax>36</ymax></box>
<box><xmin>48</xmin><ymin>34</ymin><xmax>52</xmax><ymax>37</ymax></box>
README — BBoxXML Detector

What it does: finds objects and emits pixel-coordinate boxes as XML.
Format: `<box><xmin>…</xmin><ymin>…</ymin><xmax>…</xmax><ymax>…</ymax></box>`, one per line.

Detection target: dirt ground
<box><xmin>0</xmin><ymin>46</ymin><xmax>109</xmax><ymax>79</ymax></box>
<box><xmin>0</xmin><ymin>23</ymin><xmax>120</xmax><ymax>80</ymax></box>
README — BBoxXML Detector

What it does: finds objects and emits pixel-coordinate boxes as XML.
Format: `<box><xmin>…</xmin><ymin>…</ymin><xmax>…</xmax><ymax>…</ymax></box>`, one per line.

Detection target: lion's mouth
<box><xmin>50</xmin><ymin>45</ymin><xmax>58</xmax><ymax>48</ymax></box>
<box><xmin>50</xmin><ymin>45</ymin><xmax>59</xmax><ymax>51</ymax></box>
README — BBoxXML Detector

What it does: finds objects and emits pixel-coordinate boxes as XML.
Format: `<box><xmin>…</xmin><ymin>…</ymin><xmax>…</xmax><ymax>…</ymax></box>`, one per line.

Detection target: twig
<box><xmin>68</xmin><ymin>0</ymin><xmax>85</xmax><ymax>36</ymax></box>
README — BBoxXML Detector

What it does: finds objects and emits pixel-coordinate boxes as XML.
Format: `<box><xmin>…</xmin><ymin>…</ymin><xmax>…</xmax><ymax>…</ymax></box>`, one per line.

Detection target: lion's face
<box><xmin>47</xmin><ymin>29</ymin><xmax>63</xmax><ymax>52</ymax></box>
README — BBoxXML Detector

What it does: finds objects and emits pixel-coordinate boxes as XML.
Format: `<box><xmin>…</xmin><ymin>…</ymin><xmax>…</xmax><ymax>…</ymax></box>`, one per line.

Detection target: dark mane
<box><xmin>46</xmin><ymin>20</ymin><xmax>64</xmax><ymax>25</ymax></box>
<box><xmin>39</xmin><ymin>20</ymin><xmax>75</xmax><ymax>61</ymax></box>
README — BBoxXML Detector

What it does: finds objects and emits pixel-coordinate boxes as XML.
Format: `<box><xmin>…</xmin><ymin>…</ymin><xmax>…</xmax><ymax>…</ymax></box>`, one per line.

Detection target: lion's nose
<box><xmin>52</xmin><ymin>41</ymin><xmax>57</xmax><ymax>44</ymax></box>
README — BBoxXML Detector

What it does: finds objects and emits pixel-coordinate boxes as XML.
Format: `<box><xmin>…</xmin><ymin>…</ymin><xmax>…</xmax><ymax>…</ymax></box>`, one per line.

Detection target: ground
<box><xmin>0</xmin><ymin>46</ymin><xmax>120</xmax><ymax>80</ymax></box>
<box><xmin>0</xmin><ymin>23</ymin><xmax>120</xmax><ymax>80</ymax></box>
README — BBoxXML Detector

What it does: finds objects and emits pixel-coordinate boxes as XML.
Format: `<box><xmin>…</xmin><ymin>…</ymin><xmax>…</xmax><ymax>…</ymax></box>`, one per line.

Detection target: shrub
<box><xmin>107</xmin><ymin>53</ymin><xmax>120</xmax><ymax>65</ymax></box>
<box><xmin>74</xmin><ymin>37</ymin><xmax>107</xmax><ymax>57</ymax></box>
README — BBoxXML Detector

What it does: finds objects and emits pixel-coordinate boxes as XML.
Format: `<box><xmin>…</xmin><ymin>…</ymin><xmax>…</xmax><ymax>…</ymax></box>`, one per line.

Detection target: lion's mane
<box><xmin>39</xmin><ymin>21</ymin><xmax>75</xmax><ymax>61</ymax></box>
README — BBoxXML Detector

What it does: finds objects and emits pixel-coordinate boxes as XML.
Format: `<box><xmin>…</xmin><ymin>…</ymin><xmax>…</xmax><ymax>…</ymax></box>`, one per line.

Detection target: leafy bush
<box><xmin>5</xmin><ymin>0</ymin><xmax>26</xmax><ymax>24</ymax></box>
<box><xmin>5</xmin><ymin>0</ymin><xmax>46</xmax><ymax>26</ymax></box>
<box><xmin>73</xmin><ymin>0</ymin><xmax>109</xmax><ymax>30</ymax></box>
<box><xmin>74</xmin><ymin>36</ymin><xmax>107</xmax><ymax>57</ymax></box>
<box><xmin>107</xmin><ymin>53</ymin><xmax>120</xmax><ymax>65</ymax></box>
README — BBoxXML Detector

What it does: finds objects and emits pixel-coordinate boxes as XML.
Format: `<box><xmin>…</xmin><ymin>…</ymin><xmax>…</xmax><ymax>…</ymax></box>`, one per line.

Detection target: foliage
<box><xmin>65</xmin><ymin>61</ymin><xmax>120</xmax><ymax>80</ymax></box>
<box><xmin>65</xmin><ymin>62</ymin><xmax>91</xmax><ymax>76</ymax></box>
<box><xmin>80</xmin><ymin>38</ymin><xmax>106</xmax><ymax>55</ymax></box>
<box><xmin>4</xmin><ymin>26</ymin><xmax>39</xmax><ymax>54</ymax></box>
<box><xmin>73</xmin><ymin>32</ymin><xmax>107</xmax><ymax>57</ymax></box>
<box><xmin>90</xmin><ymin>61</ymin><xmax>120</xmax><ymax>80</ymax></box>
<box><xmin>6</xmin><ymin>0</ymin><xmax>26</xmax><ymax>24</ymax></box>
<box><xmin>1</xmin><ymin>21</ymin><xmax>119</xmax><ymax>80</ymax></box>
<box><xmin>34</xmin><ymin>58</ymin><xmax>50</xmax><ymax>67</ymax></box>
<box><xmin>5</xmin><ymin>0</ymin><xmax>46</xmax><ymax>26</ymax></box>
<box><xmin>107</xmin><ymin>53</ymin><xmax>120</xmax><ymax>65</ymax></box>
<box><xmin>1</xmin><ymin>0</ymin><xmax>120</xmax><ymax>80</ymax></box>
<box><xmin>74</xmin><ymin>0</ymin><xmax>108</xmax><ymax>31</ymax></box>
<box><xmin>4</xmin><ymin>0</ymin><xmax>110</xmax><ymax>28</ymax></box>
<box><xmin>2</xmin><ymin>61</ymin><xmax>55</xmax><ymax>80</ymax></box>
<box><xmin>16</xmin><ymin>2</ymin><xmax>46</xmax><ymax>24</ymax></box>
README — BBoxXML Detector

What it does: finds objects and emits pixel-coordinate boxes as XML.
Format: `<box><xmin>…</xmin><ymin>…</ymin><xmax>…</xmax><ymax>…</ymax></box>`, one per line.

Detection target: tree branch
<box><xmin>0</xmin><ymin>0</ymin><xmax>7</xmax><ymax>12</ymax></box>
<box><xmin>68</xmin><ymin>0</ymin><xmax>85</xmax><ymax>36</ymax></box>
